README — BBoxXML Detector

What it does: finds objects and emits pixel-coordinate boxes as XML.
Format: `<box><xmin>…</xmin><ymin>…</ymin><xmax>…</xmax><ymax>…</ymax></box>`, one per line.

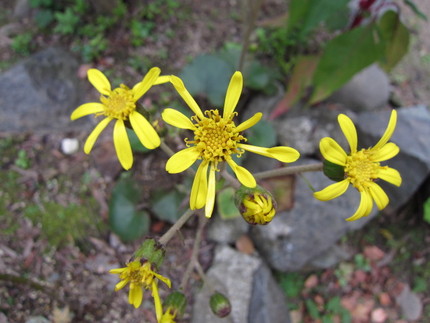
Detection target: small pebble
<box><xmin>61</xmin><ymin>138</ymin><xmax>79</xmax><ymax>155</ymax></box>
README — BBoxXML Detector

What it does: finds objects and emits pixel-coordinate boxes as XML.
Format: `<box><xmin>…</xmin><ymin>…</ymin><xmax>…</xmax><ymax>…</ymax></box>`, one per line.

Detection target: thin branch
<box><xmin>253</xmin><ymin>163</ymin><xmax>323</xmax><ymax>180</ymax></box>
<box><xmin>159</xmin><ymin>209</ymin><xmax>195</xmax><ymax>246</ymax></box>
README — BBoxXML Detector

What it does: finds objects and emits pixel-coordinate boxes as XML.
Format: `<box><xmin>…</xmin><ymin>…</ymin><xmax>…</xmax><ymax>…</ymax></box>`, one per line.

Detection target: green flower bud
<box><xmin>163</xmin><ymin>291</ymin><xmax>187</xmax><ymax>317</ymax></box>
<box><xmin>323</xmin><ymin>159</ymin><xmax>345</xmax><ymax>182</ymax></box>
<box><xmin>235</xmin><ymin>185</ymin><xmax>276</xmax><ymax>225</ymax></box>
<box><xmin>133</xmin><ymin>238</ymin><xmax>166</xmax><ymax>268</ymax></box>
<box><xmin>209</xmin><ymin>292</ymin><xmax>231</xmax><ymax>318</ymax></box>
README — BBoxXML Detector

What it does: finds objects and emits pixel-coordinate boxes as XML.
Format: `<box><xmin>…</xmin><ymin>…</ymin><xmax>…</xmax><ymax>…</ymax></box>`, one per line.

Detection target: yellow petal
<box><xmin>238</xmin><ymin>144</ymin><xmax>300</xmax><ymax>163</ymax></box>
<box><xmin>114</xmin><ymin>279</ymin><xmax>128</xmax><ymax>291</ymax></box>
<box><xmin>70</xmin><ymin>102</ymin><xmax>105</xmax><ymax>120</ymax></box>
<box><xmin>152</xmin><ymin>281</ymin><xmax>163</xmax><ymax>321</ymax></box>
<box><xmin>109</xmin><ymin>267</ymin><xmax>126</xmax><ymax>274</ymax></box>
<box><xmin>165</xmin><ymin>147</ymin><xmax>199</xmax><ymax>173</ymax></box>
<box><xmin>346</xmin><ymin>190</ymin><xmax>373</xmax><ymax>221</ymax></box>
<box><xmin>129</xmin><ymin>111</ymin><xmax>161</xmax><ymax>149</ymax></box>
<box><xmin>368</xmin><ymin>182</ymin><xmax>389</xmax><ymax>210</ymax></box>
<box><xmin>235</xmin><ymin>112</ymin><xmax>262</xmax><ymax>133</ymax></box>
<box><xmin>153</xmin><ymin>75</ymin><xmax>171</xmax><ymax>85</ymax></box>
<box><xmin>129</xmin><ymin>284</ymin><xmax>143</xmax><ymax>308</ymax></box>
<box><xmin>170</xmin><ymin>76</ymin><xmax>204</xmax><ymax>119</ymax></box>
<box><xmin>162</xmin><ymin>108</ymin><xmax>196</xmax><ymax>130</ymax></box>
<box><xmin>338</xmin><ymin>114</ymin><xmax>357</xmax><ymax>153</ymax></box>
<box><xmin>132</xmin><ymin>67</ymin><xmax>161</xmax><ymax>101</ymax></box>
<box><xmin>88</xmin><ymin>69</ymin><xmax>111</xmax><ymax>96</ymax></box>
<box><xmin>114</xmin><ymin>119</ymin><xmax>133</xmax><ymax>170</ymax></box>
<box><xmin>319</xmin><ymin>137</ymin><xmax>347</xmax><ymax>166</ymax></box>
<box><xmin>84</xmin><ymin>117</ymin><xmax>112</xmax><ymax>154</ymax></box>
<box><xmin>373</xmin><ymin>109</ymin><xmax>397</xmax><ymax>150</ymax></box>
<box><xmin>313</xmin><ymin>179</ymin><xmax>350</xmax><ymax>201</ymax></box>
<box><xmin>205</xmin><ymin>164</ymin><xmax>217</xmax><ymax>218</ymax></box>
<box><xmin>223</xmin><ymin>71</ymin><xmax>243</xmax><ymax>119</ymax></box>
<box><xmin>153</xmin><ymin>272</ymin><xmax>171</xmax><ymax>288</ymax></box>
<box><xmin>371</xmin><ymin>143</ymin><xmax>399</xmax><ymax>161</ymax></box>
<box><xmin>190</xmin><ymin>161</ymin><xmax>209</xmax><ymax>210</ymax></box>
<box><xmin>378</xmin><ymin>167</ymin><xmax>401</xmax><ymax>186</ymax></box>
<box><xmin>226</xmin><ymin>158</ymin><xmax>256</xmax><ymax>188</ymax></box>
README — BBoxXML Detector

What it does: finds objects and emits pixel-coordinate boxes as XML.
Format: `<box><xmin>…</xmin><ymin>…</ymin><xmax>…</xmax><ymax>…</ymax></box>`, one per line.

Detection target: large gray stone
<box><xmin>251</xmin><ymin>159</ymin><xmax>376</xmax><ymax>272</ymax></box>
<box><xmin>356</xmin><ymin>106</ymin><xmax>430</xmax><ymax>211</ymax></box>
<box><xmin>329</xmin><ymin>64</ymin><xmax>390</xmax><ymax>112</ymax></box>
<box><xmin>0</xmin><ymin>47</ymin><xmax>84</xmax><ymax>133</ymax></box>
<box><xmin>192</xmin><ymin>245</ymin><xmax>290</xmax><ymax>323</ymax></box>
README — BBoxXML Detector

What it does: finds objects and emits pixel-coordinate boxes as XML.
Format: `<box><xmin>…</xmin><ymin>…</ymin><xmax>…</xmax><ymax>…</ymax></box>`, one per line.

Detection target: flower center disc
<box><xmin>345</xmin><ymin>149</ymin><xmax>379</xmax><ymax>191</ymax></box>
<box><xmin>101</xmin><ymin>84</ymin><xmax>136</xmax><ymax>120</ymax></box>
<box><xmin>190</xmin><ymin>110</ymin><xmax>245</xmax><ymax>163</ymax></box>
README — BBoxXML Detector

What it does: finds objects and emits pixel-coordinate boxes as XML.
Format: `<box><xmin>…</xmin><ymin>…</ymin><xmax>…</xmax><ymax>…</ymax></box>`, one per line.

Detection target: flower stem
<box><xmin>253</xmin><ymin>163</ymin><xmax>323</xmax><ymax>180</ymax></box>
<box><xmin>159</xmin><ymin>208</ymin><xmax>195</xmax><ymax>246</ymax></box>
<box><xmin>160</xmin><ymin>140</ymin><xmax>175</xmax><ymax>157</ymax></box>
<box><xmin>221</xmin><ymin>170</ymin><xmax>241</xmax><ymax>189</ymax></box>
<box><xmin>180</xmin><ymin>215</ymin><xmax>208</xmax><ymax>290</ymax></box>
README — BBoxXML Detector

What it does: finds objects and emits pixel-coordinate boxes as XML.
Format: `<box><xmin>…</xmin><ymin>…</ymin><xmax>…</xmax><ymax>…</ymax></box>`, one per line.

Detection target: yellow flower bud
<box><xmin>236</xmin><ymin>186</ymin><xmax>276</xmax><ymax>225</ymax></box>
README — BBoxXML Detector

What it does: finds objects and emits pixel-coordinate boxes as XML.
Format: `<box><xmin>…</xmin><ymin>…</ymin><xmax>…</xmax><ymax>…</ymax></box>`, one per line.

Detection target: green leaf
<box><xmin>423</xmin><ymin>197</ymin><xmax>430</xmax><ymax>224</ymax></box>
<box><xmin>244</xmin><ymin>61</ymin><xmax>275</xmax><ymax>92</ymax></box>
<box><xmin>109</xmin><ymin>177</ymin><xmax>150</xmax><ymax>241</ymax></box>
<box><xmin>217</xmin><ymin>187</ymin><xmax>241</xmax><ymax>220</ymax></box>
<box><xmin>151</xmin><ymin>189</ymin><xmax>186</xmax><ymax>223</ymax></box>
<box><xmin>246</xmin><ymin>119</ymin><xmax>277</xmax><ymax>147</ymax></box>
<box><xmin>179</xmin><ymin>54</ymin><xmax>235</xmax><ymax>107</ymax></box>
<box><xmin>305</xmin><ymin>299</ymin><xmax>321</xmax><ymax>319</ymax></box>
<box><xmin>310</xmin><ymin>25</ymin><xmax>384</xmax><ymax>103</ymax></box>
<box><xmin>377</xmin><ymin>11</ymin><xmax>410</xmax><ymax>72</ymax></box>
<box><xmin>126</xmin><ymin>128</ymin><xmax>150</xmax><ymax>153</ymax></box>
<box><xmin>278</xmin><ymin>272</ymin><xmax>305</xmax><ymax>298</ymax></box>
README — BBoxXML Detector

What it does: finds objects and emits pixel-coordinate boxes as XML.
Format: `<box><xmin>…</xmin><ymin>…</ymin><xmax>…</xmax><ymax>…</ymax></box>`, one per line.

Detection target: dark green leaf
<box><xmin>377</xmin><ymin>11</ymin><xmax>410</xmax><ymax>72</ymax></box>
<box><xmin>179</xmin><ymin>54</ymin><xmax>234</xmax><ymax>107</ymax></box>
<box><xmin>305</xmin><ymin>299</ymin><xmax>321</xmax><ymax>319</ymax></box>
<box><xmin>310</xmin><ymin>25</ymin><xmax>384</xmax><ymax>103</ymax></box>
<box><xmin>217</xmin><ymin>187</ymin><xmax>241</xmax><ymax>219</ymax></box>
<box><xmin>151</xmin><ymin>189</ymin><xmax>186</xmax><ymax>223</ymax></box>
<box><xmin>423</xmin><ymin>197</ymin><xmax>430</xmax><ymax>224</ymax></box>
<box><xmin>109</xmin><ymin>177</ymin><xmax>150</xmax><ymax>241</ymax></box>
<box><xmin>246</xmin><ymin>119</ymin><xmax>277</xmax><ymax>147</ymax></box>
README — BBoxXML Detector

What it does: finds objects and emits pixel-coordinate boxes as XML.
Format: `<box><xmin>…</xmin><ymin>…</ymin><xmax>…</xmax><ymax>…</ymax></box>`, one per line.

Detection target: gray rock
<box><xmin>356</xmin><ymin>106</ymin><xmax>430</xmax><ymax>211</ymax></box>
<box><xmin>207</xmin><ymin>215</ymin><xmax>249</xmax><ymax>244</ymax></box>
<box><xmin>274</xmin><ymin>106</ymin><xmax>354</xmax><ymax>156</ymax></box>
<box><xmin>251</xmin><ymin>159</ymin><xmax>375</xmax><ymax>272</ymax></box>
<box><xmin>329</xmin><ymin>64</ymin><xmax>390</xmax><ymax>112</ymax></box>
<box><xmin>0</xmin><ymin>47</ymin><xmax>84</xmax><ymax>133</ymax></box>
<box><xmin>192</xmin><ymin>245</ymin><xmax>290</xmax><ymax>323</ymax></box>
<box><xmin>395</xmin><ymin>284</ymin><xmax>423</xmax><ymax>321</ymax></box>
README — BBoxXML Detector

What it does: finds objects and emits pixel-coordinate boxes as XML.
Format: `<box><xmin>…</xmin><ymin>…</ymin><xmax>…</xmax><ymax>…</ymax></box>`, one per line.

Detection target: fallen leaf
<box><xmin>363</xmin><ymin>246</ymin><xmax>385</xmax><ymax>262</ymax></box>
<box><xmin>235</xmin><ymin>234</ymin><xmax>255</xmax><ymax>255</ymax></box>
<box><xmin>304</xmin><ymin>274</ymin><xmax>319</xmax><ymax>289</ymax></box>
<box><xmin>371</xmin><ymin>308</ymin><xmax>388</xmax><ymax>323</ymax></box>
<box><xmin>379</xmin><ymin>292</ymin><xmax>391</xmax><ymax>306</ymax></box>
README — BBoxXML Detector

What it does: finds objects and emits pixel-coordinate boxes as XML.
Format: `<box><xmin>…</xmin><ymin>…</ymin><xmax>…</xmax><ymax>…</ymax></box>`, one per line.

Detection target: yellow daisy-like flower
<box><xmin>109</xmin><ymin>260</ymin><xmax>171</xmax><ymax>309</ymax></box>
<box><xmin>70</xmin><ymin>67</ymin><xmax>168</xmax><ymax>170</ymax></box>
<box><xmin>153</xmin><ymin>281</ymin><xmax>177</xmax><ymax>323</ymax></box>
<box><xmin>162</xmin><ymin>72</ymin><xmax>300</xmax><ymax>218</ymax></box>
<box><xmin>314</xmin><ymin>110</ymin><xmax>402</xmax><ymax>221</ymax></box>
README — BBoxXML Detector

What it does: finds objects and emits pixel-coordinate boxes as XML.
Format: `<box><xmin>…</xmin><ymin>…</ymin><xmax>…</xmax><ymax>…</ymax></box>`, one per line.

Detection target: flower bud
<box><xmin>209</xmin><ymin>292</ymin><xmax>231</xmax><ymax>318</ymax></box>
<box><xmin>235</xmin><ymin>186</ymin><xmax>276</xmax><ymax>225</ymax></box>
<box><xmin>133</xmin><ymin>238</ymin><xmax>166</xmax><ymax>268</ymax></box>
<box><xmin>322</xmin><ymin>159</ymin><xmax>345</xmax><ymax>182</ymax></box>
<box><xmin>163</xmin><ymin>291</ymin><xmax>187</xmax><ymax>317</ymax></box>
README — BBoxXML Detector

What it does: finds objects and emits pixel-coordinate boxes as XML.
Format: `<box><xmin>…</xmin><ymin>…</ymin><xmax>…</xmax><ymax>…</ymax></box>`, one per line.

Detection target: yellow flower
<box><xmin>153</xmin><ymin>281</ymin><xmax>177</xmax><ymax>323</ymax></box>
<box><xmin>70</xmin><ymin>68</ymin><xmax>168</xmax><ymax>170</ymax></box>
<box><xmin>314</xmin><ymin>110</ymin><xmax>402</xmax><ymax>221</ymax></box>
<box><xmin>109</xmin><ymin>260</ymin><xmax>171</xmax><ymax>309</ymax></box>
<box><xmin>241</xmin><ymin>192</ymin><xmax>276</xmax><ymax>225</ymax></box>
<box><xmin>162</xmin><ymin>72</ymin><xmax>300</xmax><ymax>218</ymax></box>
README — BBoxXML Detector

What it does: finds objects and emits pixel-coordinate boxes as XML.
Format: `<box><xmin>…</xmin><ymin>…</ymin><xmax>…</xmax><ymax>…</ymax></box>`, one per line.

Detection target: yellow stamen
<box><xmin>344</xmin><ymin>149</ymin><xmax>380</xmax><ymax>191</ymax></box>
<box><xmin>100</xmin><ymin>84</ymin><xmax>136</xmax><ymax>120</ymax></box>
<box><xmin>186</xmin><ymin>110</ymin><xmax>245</xmax><ymax>166</ymax></box>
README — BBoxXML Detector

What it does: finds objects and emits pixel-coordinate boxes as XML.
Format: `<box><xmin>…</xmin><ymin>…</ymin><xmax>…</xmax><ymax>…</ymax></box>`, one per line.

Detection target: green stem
<box><xmin>253</xmin><ymin>163</ymin><xmax>323</xmax><ymax>180</ymax></box>
<box><xmin>0</xmin><ymin>273</ymin><xmax>57</xmax><ymax>299</ymax></box>
<box><xmin>221</xmin><ymin>170</ymin><xmax>241</xmax><ymax>189</ymax></box>
<box><xmin>159</xmin><ymin>208</ymin><xmax>195</xmax><ymax>246</ymax></box>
